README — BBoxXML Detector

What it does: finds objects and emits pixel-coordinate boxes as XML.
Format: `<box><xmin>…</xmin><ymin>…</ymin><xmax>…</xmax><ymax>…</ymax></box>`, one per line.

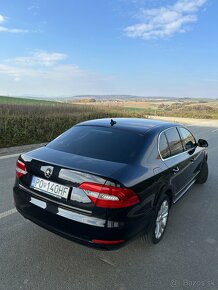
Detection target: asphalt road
<box><xmin>0</xmin><ymin>126</ymin><xmax>218</xmax><ymax>290</ymax></box>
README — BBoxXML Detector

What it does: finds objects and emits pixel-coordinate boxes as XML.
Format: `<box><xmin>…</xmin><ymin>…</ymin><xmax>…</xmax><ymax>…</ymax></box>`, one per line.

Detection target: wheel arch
<box><xmin>153</xmin><ymin>185</ymin><xmax>174</xmax><ymax>208</ymax></box>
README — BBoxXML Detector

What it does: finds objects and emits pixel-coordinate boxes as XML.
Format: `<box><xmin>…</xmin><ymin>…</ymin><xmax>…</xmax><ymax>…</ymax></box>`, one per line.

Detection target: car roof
<box><xmin>76</xmin><ymin>118</ymin><xmax>179</xmax><ymax>135</ymax></box>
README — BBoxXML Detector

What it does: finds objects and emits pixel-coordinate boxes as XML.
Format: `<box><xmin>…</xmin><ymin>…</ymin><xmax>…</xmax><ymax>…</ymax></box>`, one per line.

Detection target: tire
<box><xmin>146</xmin><ymin>194</ymin><xmax>170</xmax><ymax>244</ymax></box>
<box><xmin>196</xmin><ymin>160</ymin><xmax>208</xmax><ymax>184</ymax></box>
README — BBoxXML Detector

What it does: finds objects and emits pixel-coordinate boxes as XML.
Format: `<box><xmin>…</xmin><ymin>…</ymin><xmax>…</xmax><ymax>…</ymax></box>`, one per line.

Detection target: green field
<box><xmin>73</xmin><ymin>99</ymin><xmax>218</xmax><ymax>120</ymax></box>
<box><xmin>124</xmin><ymin>104</ymin><xmax>218</xmax><ymax>119</ymax></box>
<box><xmin>0</xmin><ymin>96</ymin><xmax>141</xmax><ymax>148</ymax></box>
<box><xmin>0</xmin><ymin>96</ymin><xmax>57</xmax><ymax>105</ymax></box>
<box><xmin>1</xmin><ymin>96</ymin><xmax>218</xmax><ymax>148</ymax></box>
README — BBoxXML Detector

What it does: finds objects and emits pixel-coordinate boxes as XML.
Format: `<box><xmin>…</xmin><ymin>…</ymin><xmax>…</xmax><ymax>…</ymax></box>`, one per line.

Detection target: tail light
<box><xmin>92</xmin><ymin>239</ymin><xmax>124</xmax><ymax>245</ymax></box>
<box><xmin>16</xmin><ymin>160</ymin><xmax>27</xmax><ymax>178</ymax></box>
<box><xmin>79</xmin><ymin>182</ymin><xmax>139</xmax><ymax>208</ymax></box>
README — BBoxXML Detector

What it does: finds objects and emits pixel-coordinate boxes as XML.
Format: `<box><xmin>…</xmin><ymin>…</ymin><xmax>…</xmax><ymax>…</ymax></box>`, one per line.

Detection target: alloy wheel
<box><xmin>155</xmin><ymin>200</ymin><xmax>169</xmax><ymax>240</ymax></box>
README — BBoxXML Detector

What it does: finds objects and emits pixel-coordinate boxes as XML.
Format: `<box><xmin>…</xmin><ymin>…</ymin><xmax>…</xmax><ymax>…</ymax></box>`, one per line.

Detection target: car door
<box><xmin>159</xmin><ymin>127</ymin><xmax>192</xmax><ymax>199</ymax></box>
<box><xmin>177</xmin><ymin>126</ymin><xmax>204</xmax><ymax>181</ymax></box>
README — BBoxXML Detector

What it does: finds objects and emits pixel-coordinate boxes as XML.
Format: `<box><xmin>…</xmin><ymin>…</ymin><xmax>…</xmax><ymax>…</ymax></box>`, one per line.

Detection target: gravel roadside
<box><xmin>0</xmin><ymin>143</ymin><xmax>46</xmax><ymax>156</ymax></box>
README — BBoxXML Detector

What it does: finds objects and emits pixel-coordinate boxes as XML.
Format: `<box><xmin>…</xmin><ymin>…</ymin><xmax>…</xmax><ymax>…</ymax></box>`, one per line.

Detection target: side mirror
<box><xmin>197</xmin><ymin>139</ymin><xmax>208</xmax><ymax>148</ymax></box>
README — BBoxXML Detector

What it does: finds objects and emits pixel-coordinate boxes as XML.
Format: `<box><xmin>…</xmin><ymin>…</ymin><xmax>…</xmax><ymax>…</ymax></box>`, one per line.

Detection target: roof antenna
<box><xmin>110</xmin><ymin>119</ymin><xmax>117</xmax><ymax>126</ymax></box>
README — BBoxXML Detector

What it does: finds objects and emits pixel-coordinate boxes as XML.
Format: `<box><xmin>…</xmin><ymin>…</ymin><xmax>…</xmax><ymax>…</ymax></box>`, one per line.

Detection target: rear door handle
<box><xmin>190</xmin><ymin>158</ymin><xmax>195</xmax><ymax>163</ymax></box>
<box><xmin>173</xmin><ymin>167</ymin><xmax>180</xmax><ymax>174</ymax></box>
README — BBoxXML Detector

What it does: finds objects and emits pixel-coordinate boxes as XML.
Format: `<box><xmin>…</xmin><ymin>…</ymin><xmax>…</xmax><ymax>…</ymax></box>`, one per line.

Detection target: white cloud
<box><xmin>0</xmin><ymin>51</ymin><xmax>97</xmax><ymax>91</ymax></box>
<box><xmin>0</xmin><ymin>64</ymin><xmax>38</xmax><ymax>79</ymax></box>
<box><xmin>0</xmin><ymin>63</ymin><xmax>84</xmax><ymax>80</ymax></box>
<box><xmin>8</xmin><ymin>51</ymin><xmax>68</xmax><ymax>67</ymax></box>
<box><xmin>14</xmin><ymin>77</ymin><xmax>21</xmax><ymax>81</ymax></box>
<box><xmin>0</xmin><ymin>14</ymin><xmax>5</xmax><ymax>23</ymax></box>
<box><xmin>0</xmin><ymin>13</ymin><xmax>28</xmax><ymax>33</ymax></box>
<box><xmin>28</xmin><ymin>3</ymin><xmax>40</xmax><ymax>11</ymax></box>
<box><xmin>124</xmin><ymin>0</ymin><xmax>207</xmax><ymax>40</ymax></box>
<box><xmin>0</xmin><ymin>51</ymin><xmax>113</xmax><ymax>96</ymax></box>
<box><xmin>0</xmin><ymin>26</ymin><xmax>28</xmax><ymax>33</ymax></box>
<box><xmin>174</xmin><ymin>0</ymin><xmax>207</xmax><ymax>13</ymax></box>
<box><xmin>0</xmin><ymin>52</ymin><xmax>92</xmax><ymax>83</ymax></box>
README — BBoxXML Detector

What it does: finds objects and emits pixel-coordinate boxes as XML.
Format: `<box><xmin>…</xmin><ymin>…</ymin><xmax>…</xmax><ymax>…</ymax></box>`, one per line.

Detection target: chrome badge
<box><xmin>44</xmin><ymin>167</ymin><xmax>53</xmax><ymax>178</ymax></box>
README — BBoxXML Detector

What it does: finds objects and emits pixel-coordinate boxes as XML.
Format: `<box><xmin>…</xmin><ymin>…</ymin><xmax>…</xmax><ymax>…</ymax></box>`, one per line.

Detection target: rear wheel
<box><xmin>196</xmin><ymin>160</ymin><xmax>208</xmax><ymax>184</ymax></box>
<box><xmin>146</xmin><ymin>194</ymin><xmax>170</xmax><ymax>244</ymax></box>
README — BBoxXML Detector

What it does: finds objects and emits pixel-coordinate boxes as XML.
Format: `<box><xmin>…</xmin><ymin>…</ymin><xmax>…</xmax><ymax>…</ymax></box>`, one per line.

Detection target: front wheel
<box><xmin>146</xmin><ymin>194</ymin><xmax>170</xmax><ymax>244</ymax></box>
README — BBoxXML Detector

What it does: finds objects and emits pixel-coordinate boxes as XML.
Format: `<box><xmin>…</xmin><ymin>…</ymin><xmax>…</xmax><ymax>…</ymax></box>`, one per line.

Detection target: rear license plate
<box><xmin>31</xmin><ymin>176</ymin><xmax>70</xmax><ymax>199</ymax></box>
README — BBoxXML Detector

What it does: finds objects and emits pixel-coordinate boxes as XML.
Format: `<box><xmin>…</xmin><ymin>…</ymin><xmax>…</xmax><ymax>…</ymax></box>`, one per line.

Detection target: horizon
<box><xmin>0</xmin><ymin>0</ymin><xmax>218</xmax><ymax>98</ymax></box>
<box><xmin>1</xmin><ymin>94</ymin><xmax>218</xmax><ymax>101</ymax></box>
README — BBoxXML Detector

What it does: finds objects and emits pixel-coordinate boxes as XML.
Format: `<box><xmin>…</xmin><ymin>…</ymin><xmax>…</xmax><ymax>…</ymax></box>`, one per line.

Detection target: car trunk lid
<box><xmin>17</xmin><ymin>146</ymin><xmax>128</xmax><ymax>214</ymax></box>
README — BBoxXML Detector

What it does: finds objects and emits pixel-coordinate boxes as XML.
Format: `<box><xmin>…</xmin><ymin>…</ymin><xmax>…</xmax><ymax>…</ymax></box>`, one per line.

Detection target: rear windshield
<box><xmin>47</xmin><ymin>126</ymin><xmax>145</xmax><ymax>164</ymax></box>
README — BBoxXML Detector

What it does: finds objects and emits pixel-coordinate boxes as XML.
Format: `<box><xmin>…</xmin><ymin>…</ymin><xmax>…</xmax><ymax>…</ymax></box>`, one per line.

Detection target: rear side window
<box><xmin>159</xmin><ymin>133</ymin><xmax>171</xmax><ymax>159</ymax></box>
<box><xmin>178</xmin><ymin>127</ymin><xmax>196</xmax><ymax>151</ymax></box>
<box><xmin>47</xmin><ymin>126</ymin><xmax>145</xmax><ymax>164</ymax></box>
<box><xmin>165</xmin><ymin>128</ymin><xmax>183</xmax><ymax>157</ymax></box>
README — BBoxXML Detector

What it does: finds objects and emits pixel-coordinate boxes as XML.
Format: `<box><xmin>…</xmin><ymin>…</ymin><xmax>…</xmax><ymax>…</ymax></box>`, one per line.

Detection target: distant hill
<box><xmin>58</xmin><ymin>95</ymin><xmax>216</xmax><ymax>102</ymax></box>
<box><xmin>59</xmin><ymin>95</ymin><xmax>177</xmax><ymax>102</ymax></box>
<box><xmin>1</xmin><ymin>95</ymin><xmax>216</xmax><ymax>103</ymax></box>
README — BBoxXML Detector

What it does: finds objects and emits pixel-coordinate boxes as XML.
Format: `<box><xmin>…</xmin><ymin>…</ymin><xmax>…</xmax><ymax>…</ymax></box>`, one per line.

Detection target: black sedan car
<box><xmin>14</xmin><ymin>118</ymin><xmax>208</xmax><ymax>249</ymax></box>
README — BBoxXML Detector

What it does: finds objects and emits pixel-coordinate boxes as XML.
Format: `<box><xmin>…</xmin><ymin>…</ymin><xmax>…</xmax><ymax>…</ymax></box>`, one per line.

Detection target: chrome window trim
<box><xmin>158</xmin><ymin>126</ymin><xmax>196</xmax><ymax>161</ymax></box>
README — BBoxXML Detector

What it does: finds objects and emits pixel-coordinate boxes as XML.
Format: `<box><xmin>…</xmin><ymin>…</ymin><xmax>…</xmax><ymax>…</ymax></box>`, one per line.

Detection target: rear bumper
<box><xmin>13</xmin><ymin>185</ymin><xmax>152</xmax><ymax>250</ymax></box>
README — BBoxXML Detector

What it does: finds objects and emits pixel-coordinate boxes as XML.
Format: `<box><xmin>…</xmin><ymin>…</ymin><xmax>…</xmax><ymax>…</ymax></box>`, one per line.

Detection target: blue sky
<box><xmin>0</xmin><ymin>0</ymin><xmax>217</xmax><ymax>98</ymax></box>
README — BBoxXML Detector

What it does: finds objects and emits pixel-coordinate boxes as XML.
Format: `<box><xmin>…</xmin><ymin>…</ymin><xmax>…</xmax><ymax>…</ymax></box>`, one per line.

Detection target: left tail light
<box><xmin>16</xmin><ymin>160</ymin><xmax>27</xmax><ymax>179</ymax></box>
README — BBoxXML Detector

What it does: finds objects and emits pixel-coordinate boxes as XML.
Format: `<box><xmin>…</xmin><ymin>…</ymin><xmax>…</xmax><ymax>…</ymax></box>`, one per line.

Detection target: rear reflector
<box><xmin>16</xmin><ymin>160</ymin><xmax>27</xmax><ymax>178</ymax></box>
<box><xmin>92</xmin><ymin>239</ymin><xmax>124</xmax><ymax>245</ymax></box>
<box><xmin>79</xmin><ymin>182</ymin><xmax>139</xmax><ymax>208</ymax></box>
